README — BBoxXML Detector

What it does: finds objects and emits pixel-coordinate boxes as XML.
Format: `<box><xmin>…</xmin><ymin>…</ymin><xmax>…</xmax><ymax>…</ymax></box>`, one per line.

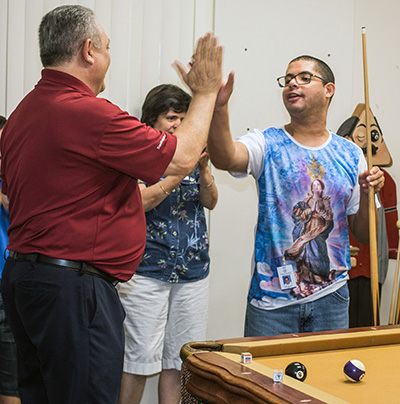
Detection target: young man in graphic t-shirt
<box><xmin>208</xmin><ymin>56</ymin><xmax>384</xmax><ymax>337</ymax></box>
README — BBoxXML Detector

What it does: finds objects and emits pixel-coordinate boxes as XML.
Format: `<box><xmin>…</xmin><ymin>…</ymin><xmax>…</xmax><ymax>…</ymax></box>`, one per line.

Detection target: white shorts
<box><xmin>117</xmin><ymin>274</ymin><xmax>209</xmax><ymax>375</ymax></box>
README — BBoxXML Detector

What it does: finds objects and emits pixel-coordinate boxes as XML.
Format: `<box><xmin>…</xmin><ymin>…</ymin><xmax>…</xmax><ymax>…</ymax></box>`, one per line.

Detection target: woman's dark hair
<box><xmin>141</xmin><ymin>84</ymin><xmax>192</xmax><ymax>127</ymax></box>
<box><xmin>0</xmin><ymin>115</ymin><xmax>6</xmax><ymax>130</ymax></box>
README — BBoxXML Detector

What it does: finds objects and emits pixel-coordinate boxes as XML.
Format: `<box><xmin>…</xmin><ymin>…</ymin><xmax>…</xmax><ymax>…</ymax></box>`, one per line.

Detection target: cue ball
<box><xmin>285</xmin><ymin>362</ymin><xmax>307</xmax><ymax>382</ymax></box>
<box><xmin>343</xmin><ymin>359</ymin><xmax>366</xmax><ymax>382</ymax></box>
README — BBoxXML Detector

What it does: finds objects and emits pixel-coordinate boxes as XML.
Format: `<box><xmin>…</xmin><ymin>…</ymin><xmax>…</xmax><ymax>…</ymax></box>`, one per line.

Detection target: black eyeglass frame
<box><xmin>276</xmin><ymin>71</ymin><xmax>328</xmax><ymax>88</ymax></box>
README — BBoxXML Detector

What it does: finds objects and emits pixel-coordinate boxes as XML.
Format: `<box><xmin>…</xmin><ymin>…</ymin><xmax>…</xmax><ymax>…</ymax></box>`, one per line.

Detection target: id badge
<box><xmin>277</xmin><ymin>264</ymin><xmax>296</xmax><ymax>290</ymax></box>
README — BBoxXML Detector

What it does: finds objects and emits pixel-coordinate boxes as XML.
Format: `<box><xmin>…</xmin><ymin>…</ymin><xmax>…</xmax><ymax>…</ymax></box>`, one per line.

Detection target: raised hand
<box><xmin>173</xmin><ymin>33</ymin><xmax>223</xmax><ymax>96</ymax></box>
<box><xmin>198</xmin><ymin>148</ymin><xmax>210</xmax><ymax>170</ymax></box>
<box><xmin>216</xmin><ymin>71</ymin><xmax>235</xmax><ymax>109</ymax></box>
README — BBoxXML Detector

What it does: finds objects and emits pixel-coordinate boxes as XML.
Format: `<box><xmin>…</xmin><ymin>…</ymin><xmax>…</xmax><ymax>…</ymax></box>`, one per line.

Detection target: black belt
<box><xmin>8</xmin><ymin>251</ymin><xmax>119</xmax><ymax>286</ymax></box>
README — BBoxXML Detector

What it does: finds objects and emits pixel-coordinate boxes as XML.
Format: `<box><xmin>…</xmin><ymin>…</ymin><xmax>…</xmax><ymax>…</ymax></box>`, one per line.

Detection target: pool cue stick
<box><xmin>362</xmin><ymin>27</ymin><xmax>380</xmax><ymax>325</ymax></box>
<box><xmin>389</xmin><ymin>220</ymin><xmax>400</xmax><ymax>324</ymax></box>
<box><xmin>396</xmin><ymin>272</ymin><xmax>400</xmax><ymax>325</ymax></box>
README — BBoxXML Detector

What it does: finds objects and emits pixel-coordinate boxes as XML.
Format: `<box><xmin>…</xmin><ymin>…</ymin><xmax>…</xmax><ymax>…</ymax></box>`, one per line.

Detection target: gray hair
<box><xmin>39</xmin><ymin>5</ymin><xmax>102</xmax><ymax>67</ymax></box>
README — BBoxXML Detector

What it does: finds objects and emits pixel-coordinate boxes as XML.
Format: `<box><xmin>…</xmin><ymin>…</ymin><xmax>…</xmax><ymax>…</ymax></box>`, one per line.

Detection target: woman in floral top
<box><xmin>118</xmin><ymin>84</ymin><xmax>218</xmax><ymax>404</ymax></box>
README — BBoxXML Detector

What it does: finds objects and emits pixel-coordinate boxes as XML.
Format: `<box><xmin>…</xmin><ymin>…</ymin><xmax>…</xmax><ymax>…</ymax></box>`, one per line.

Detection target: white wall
<box><xmin>0</xmin><ymin>0</ymin><xmax>212</xmax><ymax>116</ymax></box>
<box><xmin>2</xmin><ymin>0</ymin><xmax>400</xmax><ymax>403</ymax></box>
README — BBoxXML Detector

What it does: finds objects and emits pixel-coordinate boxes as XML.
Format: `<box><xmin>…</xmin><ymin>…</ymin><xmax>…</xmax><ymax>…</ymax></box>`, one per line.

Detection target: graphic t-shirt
<box><xmin>232</xmin><ymin>127</ymin><xmax>366</xmax><ymax>309</ymax></box>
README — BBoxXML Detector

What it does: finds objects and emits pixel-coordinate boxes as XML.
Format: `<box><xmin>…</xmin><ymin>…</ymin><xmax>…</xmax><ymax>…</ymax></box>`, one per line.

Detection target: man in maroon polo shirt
<box><xmin>0</xmin><ymin>5</ymin><xmax>222</xmax><ymax>404</ymax></box>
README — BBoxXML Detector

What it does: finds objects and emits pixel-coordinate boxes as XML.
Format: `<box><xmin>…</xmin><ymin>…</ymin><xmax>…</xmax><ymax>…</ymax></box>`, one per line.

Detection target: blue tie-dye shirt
<box><xmin>232</xmin><ymin>127</ymin><xmax>366</xmax><ymax>309</ymax></box>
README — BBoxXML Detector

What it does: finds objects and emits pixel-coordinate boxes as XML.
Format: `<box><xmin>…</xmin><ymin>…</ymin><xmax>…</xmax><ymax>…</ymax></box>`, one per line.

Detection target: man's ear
<box><xmin>325</xmin><ymin>82</ymin><xmax>335</xmax><ymax>100</ymax></box>
<box><xmin>81</xmin><ymin>38</ymin><xmax>95</xmax><ymax>65</ymax></box>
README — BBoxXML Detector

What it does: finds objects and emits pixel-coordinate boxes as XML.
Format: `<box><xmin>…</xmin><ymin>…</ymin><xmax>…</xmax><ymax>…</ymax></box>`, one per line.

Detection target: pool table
<box><xmin>180</xmin><ymin>325</ymin><xmax>400</xmax><ymax>404</ymax></box>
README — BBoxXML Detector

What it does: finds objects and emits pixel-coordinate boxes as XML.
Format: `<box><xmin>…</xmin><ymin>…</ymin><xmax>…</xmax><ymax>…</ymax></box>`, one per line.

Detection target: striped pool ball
<box><xmin>344</xmin><ymin>359</ymin><xmax>366</xmax><ymax>382</ymax></box>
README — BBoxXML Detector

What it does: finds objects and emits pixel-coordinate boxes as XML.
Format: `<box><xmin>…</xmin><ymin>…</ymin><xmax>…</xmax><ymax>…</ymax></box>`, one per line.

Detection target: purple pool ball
<box><xmin>344</xmin><ymin>359</ymin><xmax>366</xmax><ymax>382</ymax></box>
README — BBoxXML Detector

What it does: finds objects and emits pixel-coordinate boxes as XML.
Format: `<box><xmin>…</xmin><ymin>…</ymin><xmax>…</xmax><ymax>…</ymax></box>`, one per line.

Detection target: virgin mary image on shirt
<box><xmin>284</xmin><ymin>171</ymin><xmax>334</xmax><ymax>295</ymax></box>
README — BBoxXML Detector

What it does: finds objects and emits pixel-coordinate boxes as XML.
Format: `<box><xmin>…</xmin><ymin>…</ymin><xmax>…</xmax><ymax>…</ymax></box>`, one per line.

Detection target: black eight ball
<box><xmin>285</xmin><ymin>362</ymin><xmax>307</xmax><ymax>382</ymax></box>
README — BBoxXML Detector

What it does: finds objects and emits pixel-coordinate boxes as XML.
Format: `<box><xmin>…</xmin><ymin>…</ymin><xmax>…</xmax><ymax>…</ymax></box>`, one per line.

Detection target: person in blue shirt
<box><xmin>0</xmin><ymin>115</ymin><xmax>20</xmax><ymax>404</ymax></box>
<box><xmin>118</xmin><ymin>85</ymin><xmax>218</xmax><ymax>404</ymax></box>
<box><xmin>207</xmin><ymin>56</ymin><xmax>384</xmax><ymax>337</ymax></box>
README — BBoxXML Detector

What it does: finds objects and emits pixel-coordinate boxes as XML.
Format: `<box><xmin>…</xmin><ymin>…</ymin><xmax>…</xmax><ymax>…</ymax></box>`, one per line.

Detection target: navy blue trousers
<box><xmin>0</xmin><ymin>288</ymin><xmax>19</xmax><ymax>397</ymax></box>
<box><xmin>1</xmin><ymin>257</ymin><xmax>125</xmax><ymax>404</ymax></box>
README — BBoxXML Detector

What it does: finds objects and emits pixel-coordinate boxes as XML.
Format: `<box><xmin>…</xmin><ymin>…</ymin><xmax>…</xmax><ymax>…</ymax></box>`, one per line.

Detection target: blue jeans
<box><xmin>244</xmin><ymin>283</ymin><xmax>349</xmax><ymax>337</ymax></box>
<box><xmin>1</xmin><ymin>257</ymin><xmax>125</xmax><ymax>404</ymax></box>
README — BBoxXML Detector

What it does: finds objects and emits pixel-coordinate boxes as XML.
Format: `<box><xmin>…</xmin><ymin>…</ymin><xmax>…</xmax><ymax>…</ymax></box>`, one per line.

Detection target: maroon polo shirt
<box><xmin>0</xmin><ymin>69</ymin><xmax>177</xmax><ymax>281</ymax></box>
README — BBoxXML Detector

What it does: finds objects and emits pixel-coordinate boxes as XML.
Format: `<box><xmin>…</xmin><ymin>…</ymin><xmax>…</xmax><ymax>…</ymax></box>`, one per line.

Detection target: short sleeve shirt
<box><xmin>0</xmin><ymin>70</ymin><xmax>177</xmax><ymax>281</ymax></box>
<box><xmin>231</xmin><ymin>127</ymin><xmax>366</xmax><ymax>309</ymax></box>
<box><xmin>136</xmin><ymin>168</ymin><xmax>210</xmax><ymax>283</ymax></box>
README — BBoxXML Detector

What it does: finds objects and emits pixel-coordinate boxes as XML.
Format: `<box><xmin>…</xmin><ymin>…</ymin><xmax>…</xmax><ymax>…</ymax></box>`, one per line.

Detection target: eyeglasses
<box><xmin>276</xmin><ymin>71</ymin><xmax>328</xmax><ymax>88</ymax></box>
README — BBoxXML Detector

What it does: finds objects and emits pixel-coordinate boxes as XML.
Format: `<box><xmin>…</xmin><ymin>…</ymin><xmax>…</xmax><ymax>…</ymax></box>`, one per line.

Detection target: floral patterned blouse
<box><xmin>136</xmin><ymin>167</ymin><xmax>210</xmax><ymax>283</ymax></box>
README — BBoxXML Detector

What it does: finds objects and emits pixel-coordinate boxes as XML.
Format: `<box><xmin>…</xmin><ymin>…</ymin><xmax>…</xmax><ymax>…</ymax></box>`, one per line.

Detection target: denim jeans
<box><xmin>244</xmin><ymin>283</ymin><xmax>349</xmax><ymax>337</ymax></box>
